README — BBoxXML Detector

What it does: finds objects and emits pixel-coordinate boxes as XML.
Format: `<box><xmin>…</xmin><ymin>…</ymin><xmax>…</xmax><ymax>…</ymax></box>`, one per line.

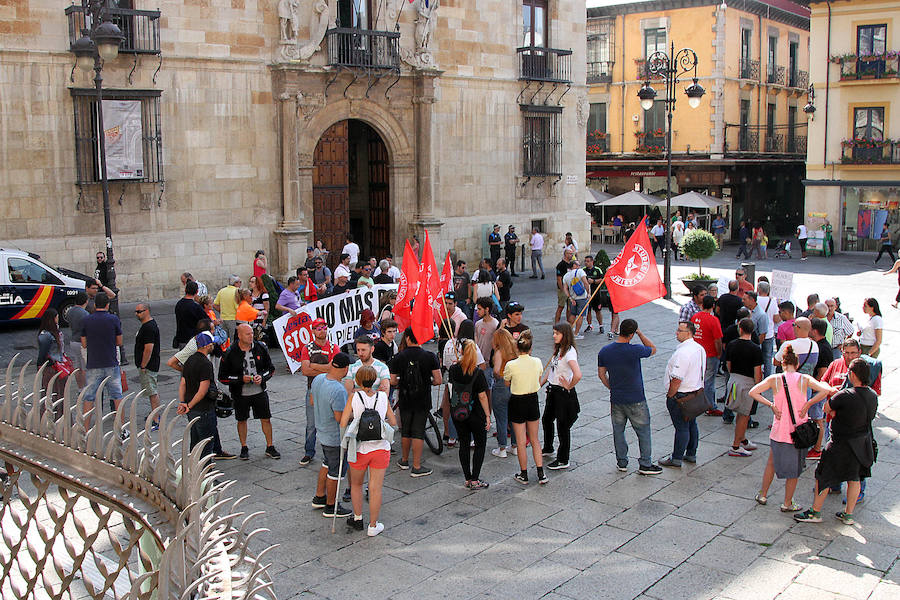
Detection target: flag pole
<box><xmin>574</xmin><ymin>274</ymin><xmax>607</xmax><ymax>322</ymax></box>
<box><xmin>434</xmin><ymin>288</ymin><xmax>459</xmax><ymax>360</ymax></box>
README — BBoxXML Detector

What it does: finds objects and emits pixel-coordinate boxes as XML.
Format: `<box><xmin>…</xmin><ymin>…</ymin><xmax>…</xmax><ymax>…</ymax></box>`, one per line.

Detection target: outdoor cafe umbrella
<box><xmin>664</xmin><ymin>191</ymin><xmax>725</xmax><ymax>209</ymax></box>
<box><xmin>586</xmin><ymin>188</ymin><xmax>614</xmax><ymax>205</ymax></box>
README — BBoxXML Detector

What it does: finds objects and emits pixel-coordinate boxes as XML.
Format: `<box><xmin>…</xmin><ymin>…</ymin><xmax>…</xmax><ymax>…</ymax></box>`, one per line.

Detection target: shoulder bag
<box><xmin>675</xmin><ymin>389</ymin><xmax>707</xmax><ymax>421</ymax></box>
<box><xmin>781</xmin><ymin>374</ymin><xmax>819</xmax><ymax>449</ymax></box>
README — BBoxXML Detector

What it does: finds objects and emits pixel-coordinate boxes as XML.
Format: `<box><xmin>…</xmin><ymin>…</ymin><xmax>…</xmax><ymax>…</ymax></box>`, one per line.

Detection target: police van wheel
<box><xmin>57</xmin><ymin>299</ymin><xmax>76</xmax><ymax>327</ymax></box>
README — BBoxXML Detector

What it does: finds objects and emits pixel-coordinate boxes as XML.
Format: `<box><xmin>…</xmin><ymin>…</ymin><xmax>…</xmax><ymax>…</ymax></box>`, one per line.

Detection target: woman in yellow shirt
<box><xmin>503</xmin><ymin>331</ymin><xmax>547</xmax><ymax>484</ymax></box>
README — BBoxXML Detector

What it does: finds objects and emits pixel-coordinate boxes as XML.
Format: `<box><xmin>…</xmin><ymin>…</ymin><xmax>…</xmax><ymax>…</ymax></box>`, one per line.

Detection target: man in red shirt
<box><xmin>298</xmin><ymin>318</ymin><xmax>339</xmax><ymax>466</ymax></box>
<box><xmin>691</xmin><ymin>295</ymin><xmax>724</xmax><ymax>415</ymax></box>
<box><xmin>734</xmin><ymin>268</ymin><xmax>754</xmax><ymax>298</ymax></box>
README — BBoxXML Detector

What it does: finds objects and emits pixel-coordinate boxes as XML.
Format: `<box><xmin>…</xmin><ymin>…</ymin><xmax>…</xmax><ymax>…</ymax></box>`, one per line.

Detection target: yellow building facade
<box><xmin>587</xmin><ymin>0</ymin><xmax>811</xmax><ymax>239</ymax></box>
<box><xmin>804</xmin><ymin>0</ymin><xmax>900</xmax><ymax>253</ymax></box>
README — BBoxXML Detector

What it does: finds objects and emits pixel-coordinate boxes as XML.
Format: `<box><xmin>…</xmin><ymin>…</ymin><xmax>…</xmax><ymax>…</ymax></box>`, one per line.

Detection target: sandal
<box><xmin>755</xmin><ymin>492</ymin><xmax>767</xmax><ymax>506</ymax></box>
<box><xmin>780</xmin><ymin>502</ymin><xmax>802</xmax><ymax>512</ymax></box>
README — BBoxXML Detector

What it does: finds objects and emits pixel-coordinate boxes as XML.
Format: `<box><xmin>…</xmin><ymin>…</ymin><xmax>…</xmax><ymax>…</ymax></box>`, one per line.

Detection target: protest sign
<box><xmin>273</xmin><ymin>287</ymin><xmax>380</xmax><ymax>373</ymax></box>
<box><xmin>770</xmin><ymin>270</ymin><xmax>794</xmax><ymax>303</ymax></box>
<box><xmin>716</xmin><ymin>276</ymin><xmax>730</xmax><ymax>298</ymax></box>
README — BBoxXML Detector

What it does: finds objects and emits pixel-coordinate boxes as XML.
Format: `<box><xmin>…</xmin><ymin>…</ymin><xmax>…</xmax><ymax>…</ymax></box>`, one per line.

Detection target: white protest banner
<box><xmin>273</xmin><ymin>287</ymin><xmax>380</xmax><ymax>373</ymax></box>
<box><xmin>716</xmin><ymin>276</ymin><xmax>730</xmax><ymax>298</ymax></box>
<box><xmin>770</xmin><ymin>270</ymin><xmax>794</xmax><ymax>303</ymax></box>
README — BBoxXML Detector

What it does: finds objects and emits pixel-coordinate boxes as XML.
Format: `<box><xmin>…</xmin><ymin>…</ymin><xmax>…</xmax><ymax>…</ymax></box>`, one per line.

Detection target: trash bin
<box><xmin>741</xmin><ymin>262</ymin><xmax>755</xmax><ymax>285</ymax></box>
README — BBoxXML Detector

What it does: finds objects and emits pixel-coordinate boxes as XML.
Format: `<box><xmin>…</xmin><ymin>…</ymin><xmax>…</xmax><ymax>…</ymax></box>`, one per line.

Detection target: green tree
<box><xmin>594</xmin><ymin>249</ymin><xmax>611</xmax><ymax>271</ymax></box>
<box><xmin>680</xmin><ymin>229</ymin><xmax>718</xmax><ymax>277</ymax></box>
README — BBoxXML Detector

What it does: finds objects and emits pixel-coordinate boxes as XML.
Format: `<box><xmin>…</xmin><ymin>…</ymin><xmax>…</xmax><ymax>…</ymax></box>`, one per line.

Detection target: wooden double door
<box><xmin>312</xmin><ymin>119</ymin><xmax>390</xmax><ymax>269</ymax></box>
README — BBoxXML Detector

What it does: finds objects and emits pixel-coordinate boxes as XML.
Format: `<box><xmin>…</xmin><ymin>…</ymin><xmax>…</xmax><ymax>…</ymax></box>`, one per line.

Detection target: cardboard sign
<box><xmin>770</xmin><ymin>270</ymin><xmax>794</xmax><ymax>304</ymax></box>
<box><xmin>273</xmin><ymin>287</ymin><xmax>381</xmax><ymax>373</ymax></box>
<box><xmin>716</xmin><ymin>276</ymin><xmax>730</xmax><ymax>298</ymax></box>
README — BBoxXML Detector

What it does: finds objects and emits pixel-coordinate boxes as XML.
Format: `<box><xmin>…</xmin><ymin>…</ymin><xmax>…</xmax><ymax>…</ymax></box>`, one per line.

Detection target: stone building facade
<box><xmin>0</xmin><ymin>1</ymin><xmax>587</xmax><ymax>300</ymax></box>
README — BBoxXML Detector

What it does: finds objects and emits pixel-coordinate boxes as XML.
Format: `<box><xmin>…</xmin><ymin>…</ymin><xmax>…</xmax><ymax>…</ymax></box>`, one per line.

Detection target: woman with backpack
<box><xmin>447</xmin><ymin>340</ymin><xmax>492</xmax><ymax>489</ymax></box>
<box><xmin>340</xmin><ymin>365</ymin><xmax>397</xmax><ymax>536</ymax></box>
<box><xmin>749</xmin><ymin>344</ymin><xmax>835</xmax><ymax>512</ymax></box>
<box><xmin>540</xmin><ymin>323</ymin><xmax>582</xmax><ymax>470</ymax></box>
<box><xmin>503</xmin><ymin>331</ymin><xmax>547</xmax><ymax>484</ymax></box>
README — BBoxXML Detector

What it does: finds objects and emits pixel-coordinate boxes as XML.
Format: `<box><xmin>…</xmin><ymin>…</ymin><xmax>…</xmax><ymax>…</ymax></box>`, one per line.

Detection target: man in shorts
<box><xmin>299</xmin><ymin>319</ymin><xmax>339</xmax><ymax>466</ymax></box>
<box><xmin>310</xmin><ymin>352</ymin><xmax>352</xmax><ymax>518</ymax></box>
<box><xmin>724</xmin><ymin>318</ymin><xmax>763</xmax><ymax>456</ymax></box>
<box><xmin>134</xmin><ymin>302</ymin><xmax>161</xmax><ymax>430</ymax></box>
<box><xmin>553</xmin><ymin>248</ymin><xmax>574</xmax><ymax>325</ymax></box>
<box><xmin>219</xmin><ymin>323</ymin><xmax>280</xmax><ymax>460</ymax></box>
<box><xmin>389</xmin><ymin>328</ymin><xmax>442</xmax><ymax>477</ymax></box>
<box><xmin>562</xmin><ymin>260</ymin><xmax>589</xmax><ymax>339</ymax></box>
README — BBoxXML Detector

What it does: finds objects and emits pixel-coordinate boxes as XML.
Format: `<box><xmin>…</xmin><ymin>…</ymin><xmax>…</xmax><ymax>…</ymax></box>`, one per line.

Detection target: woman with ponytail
<box><xmin>503</xmin><ymin>331</ymin><xmax>547</xmax><ymax>484</ymax></box>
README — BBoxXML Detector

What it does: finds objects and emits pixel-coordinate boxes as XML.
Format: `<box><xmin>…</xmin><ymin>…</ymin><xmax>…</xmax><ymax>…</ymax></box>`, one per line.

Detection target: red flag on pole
<box><xmin>411</xmin><ymin>231</ymin><xmax>439</xmax><ymax>343</ymax></box>
<box><xmin>439</xmin><ymin>250</ymin><xmax>453</xmax><ymax>294</ymax></box>
<box><xmin>304</xmin><ymin>277</ymin><xmax>318</xmax><ymax>303</ymax></box>
<box><xmin>394</xmin><ymin>239</ymin><xmax>419</xmax><ymax>331</ymax></box>
<box><xmin>605</xmin><ymin>216</ymin><xmax>667</xmax><ymax>313</ymax></box>
<box><xmin>434</xmin><ymin>250</ymin><xmax>455</xmax><ymax>325</ymax></box>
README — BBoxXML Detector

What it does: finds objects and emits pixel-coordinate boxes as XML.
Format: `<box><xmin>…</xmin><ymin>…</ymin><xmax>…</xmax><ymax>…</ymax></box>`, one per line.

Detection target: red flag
<box><xmin>411</xmin><ymin>231</ymin><xmax>439</xmax><ymax>343</ymax></box>
<box><xmin>439</xmin><ymin>250</ymin><xmax>453</xmax><ymax>293</ymax></box>
<box><xmin>394</xmin><ymin>239</ymin><xmax>419</xmax><ymax>331</ymax></box>
<box><xmin>434</xmin><ymin>250</ymin><xmax>455</xmax><ymax>326</ymax></box>
<box><xmin>304</xmin><ymin>277</ymin><xmax>317</xmax><ymax>303</ymax></box>
<box><xmin>605</xmin><ymin>216</ymin><xmax>667</xmax><ymax>313</ymax></box>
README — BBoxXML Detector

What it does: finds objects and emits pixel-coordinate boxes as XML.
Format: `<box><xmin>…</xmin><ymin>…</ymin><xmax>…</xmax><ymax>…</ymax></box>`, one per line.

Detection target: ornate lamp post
<box><xmin>70</xmin><ymin>0</ymin><xmax>124</xmax><ymax>294</ymax></box>
<box><xmin>637</xmin><ymin>42</ymin><xmax>705</xmax><ymax>300</ymax></box>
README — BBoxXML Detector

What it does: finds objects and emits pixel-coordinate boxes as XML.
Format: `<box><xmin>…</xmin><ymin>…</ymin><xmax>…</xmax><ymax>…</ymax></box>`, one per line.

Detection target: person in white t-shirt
<box><xmin>529</xmin><ymin>228</ymin><xmax>545</xmax><ymax>279</ymax></box>
<box><xmin>342</xmin><ymin>235</ymin><xmax>360</xmax><ymax>267</ymax></box>
<box><xmin>856</xmin><ymin>297</ymin><xmax>883</xmax><ymax>358</ymax></box>
<box><xmin>339</xmin><ymin>365</ymin><xmax>396</xmax><ymax>537</ymax></box>
<box><xmin>539</xmin><ymin>323</ymin><xmax>582</xmax><ymax>470</ymax></box>
<box><xmin>756</xmin><ymin>280</ymin><xmax>779</xmax><ymax>377</ymax></box>
<box><xmin>660</xmin><ymin>321</ymin><xmax>706</xmax><ymax>468</ymax></box>
<box><xmin>796</xmin><ymin>223</ymin><xmax>808</xmax><ymax>261</ymax></box>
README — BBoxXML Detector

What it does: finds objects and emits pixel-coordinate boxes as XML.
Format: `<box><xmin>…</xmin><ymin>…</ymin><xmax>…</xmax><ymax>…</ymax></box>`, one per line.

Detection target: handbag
<box><xmin>781</xmin><ymin>375</ymin><xmax>819</xmax><ymax>449</ymax></box>
<box><xmin>52</xmin><ymin>355</ymin><xmax>74</xmax><ymax>378</ymax></box>
<box><xmin>674</xmin><ymin>389</ymin><xmax>707</xmax><ymax>421</ymax></box>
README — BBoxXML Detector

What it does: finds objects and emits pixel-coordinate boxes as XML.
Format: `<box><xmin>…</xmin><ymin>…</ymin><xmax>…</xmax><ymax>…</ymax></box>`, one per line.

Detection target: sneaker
<box><xmin>541</xmin><ymin>275</ymin><xmax>545</xmax><ymax>279</ymax></box>
<box><xmin>547</xmin><ymin>460</ymin><xmax>569</xmax><ymax>470</ymax></box>
<box><xmin>608</xmin><ymin>332</ymin><xmax>614</xmax><ymax>340</ymax></box>
<box><xmin>347</xmin><ymin>516</ymin><xmax>365</xmax><ymax>531</ymax></box>
<box><xmin>491</xmin><ymin>447</ymin><xmax>508</xmax><ymax>458</ymax></box>
<box><xmin>367</xmin><ymin>522</ymin><xmax>385</xmax><ymax>537</ymax></box>
<box><xmin>729</xmin><ymin>446</ymin><xmax>753</xmax><ymax>457</ymax></box>
<box><xmin>509</xmin><ymin>446</ymin><xmax>518</xmax><ymax>456</ymax></box>
<box><xmin>265</xmin><ymin>446</ymin><xmax>281</xmax><ymax>459</ymax></box>
<box><xmin>806</xmin><ymin>449</ymin><xmax>822</xmax><ymax>460</ymax></box>
<box><xmin>538</xmin><ymin>471</ymin><xmax>549</xmax><ymax>485</ymax></box>
<box><xmin>214</xmin><ymin>451</ymin><xmax>237</xmax><ymax>460</ymax></box>
<box><xmin>835</xmin><ymin>511</ymin><xmax>855</xmax><ymax>525</ymax></box>
<box><xmin>748</xmin><ymin>420</ymin><xmax>760</xmax><ymax>429</ymax></box>
<box><xmin>311</xmin><ymin>495</ymin><xmax>327</xmax><ymax>509</ymax></box>
<box><xmin>741</xmin><ymin>439</ymin><xmax>758</xmax><ymax>451</ymax></box>
<box><xmin>410</xmin><ymin>466</ymin><xmax>433</xmax><ymax>477</ymax></box>
<box><xmin>584</xmin><ymin>325</ymin><xmax>593</xmax><ymax>332</ymax></box>
<box><xmin>397</xmin><ymin>459</ymin><xmax>410</xmax><ymax>470</ymax></box>
<box><xmin>616</xmin><ymin>464</ymin><xmax>628</xmax><ymax>472</ymax></box>
<box><xmin>322</xmin><ymin>504</ymin><xmax>352</xmax><ymax>518</ymax></box>
<box><xmin>466</xmin><ymin>479</ymin><xmax>490</xmax><ymax>490</ymax></box>
<box><xmin>514</xmin><ymin>472</ymin><xmax>529</xmax><ymax>484</ymax></box>
<box><xmin>638</xmin><ymin>464</ymin><xmax>663</xmax><ymax>476</ymax></box>
<box><xmin>298</xmin><ymin>455</ymin><xmax>313</xmax><ymax>466</ymax></box>
<box><xmin>574</xmin><ymin>334</ymin><xmax>585</xmax><ymax>340</ymax></box>
<box><xmin>541</xmin><ymin>448</ymin><xmax>554</xmax><ymax>457</ymax></box>
<box><xmin>598</xmin><ymin>326</ymin><xmax>605</xmax><ymax>334</ymax></box>
<box><xmin>239</xmin><ymin>446</ymin><xmax>250</xmax><ymax>460</ymax></box>
<box><xmin>755</xmin><ymin>492</ymin><xmax>767</xmax><ymax>505</ymax></box>
<box><xmin>151</xmin><ymin>421</ymin><xmax>160</xmax><ymax>432</ymax></box>
<box><xmin>722</xmin><ymin>417</ymin><xmax>735</xmax><ymax>425</ymax></box>
<box><xmin>705</xmin><ymin>409</ymin><xmax>724</xmax><ymax>417</ymax></box>
<box><xmin>659</xmin><ymin>457</ymin><xmax>682</xmax><ymax>468</ymax></box>
<box><xmin>780</xmin><ymin>502</ymin><xmax>802</xmax><ymax>512</ymax></box>
<box><xmin>447</xmin><ymin>438</ymin><xmax>457</xmax><ymax>448</ymax></box>
<box><xmin>793</xmin><ymin>509</ymin><xmax>823</xmax><ymax>523</ymax></box>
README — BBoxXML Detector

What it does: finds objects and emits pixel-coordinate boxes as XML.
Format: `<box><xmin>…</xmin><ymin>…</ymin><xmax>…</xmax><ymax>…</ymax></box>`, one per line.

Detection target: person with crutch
<box><xmin>310</xmin><ymin>352</ymin><xmax>352</xmax><ymax>519</ymax></box>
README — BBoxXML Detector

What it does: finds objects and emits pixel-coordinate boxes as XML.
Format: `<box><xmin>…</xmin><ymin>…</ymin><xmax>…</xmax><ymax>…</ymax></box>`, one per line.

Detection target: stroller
<box><xmin>772</xmin><ymin>239</ymin><xmax>792</xmax><ymax>259</ymax></box>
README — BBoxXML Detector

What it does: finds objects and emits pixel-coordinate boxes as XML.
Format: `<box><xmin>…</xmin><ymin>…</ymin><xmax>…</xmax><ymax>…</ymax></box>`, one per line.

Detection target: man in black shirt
<box><xmin>501</xmin><ymin>302</ymin><xmax>530</xmax><ymax>341</ymax></box>
<box><xmin>716</xmin><ymin>280</ymin><xmax>743</xmax><ymax>332</ymax></box>
<box><xmin>452</xmin><ymin>261</ymin><xmax>472</xmax><ymax>318</ymax></box>
<box><xmin>134</xmin><ymin>302</ymin><xmax>161</xmax><ymax>429</ymax></box>
<box><xmin>488</xmin><ymin>224</ymin><xmax>502</xmax><ymax>268</ymax></box>
<box><xmin>810</xmin><ymin>318</ymin><xmax>834</xmax><ymax>379</ymax></box>
<box><xmin>554</xmin><ymin>248</ymin><xmax>574</xmax><ymax>325</ymax></box>
<box><xmin>389</xmin><ymin>328</ymin><xmax>442</xmax><ymax>477</ymax></box>
<box><xmin>504</xmin><ymin>225</ymin><xmax>519</xmax><ymax>277</ymax></box>
<box><xmin>373</xmin><ymin>320</ymin><xmax>398</xmax><ymax>363</ymax></box>
<box><xmin>724</xmin><ymin>318</ymin><xmax>763</xmax><ymax>456</ymax></box>
<box><xmin>177</xmin><ymin>332</ymin><xmax>223</xmax><ymax>458</ymax></box>
<box><xmin>174</xmin><ymin>280</ymin><xmax>208</xmax><ymax>348</ymax></box>
<box><xmin>736</xmin><ymin>220</ymin><xmax>751</xmax><ymax>259</ymax></box>
<box><xmin>496</xmin><ymin>258</ymin><xmax>513</xmax><ymax>308</ymax></box>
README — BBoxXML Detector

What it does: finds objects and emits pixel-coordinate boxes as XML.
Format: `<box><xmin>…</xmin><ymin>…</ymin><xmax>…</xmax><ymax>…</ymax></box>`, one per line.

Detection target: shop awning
<box><xmin>662</xmin><ymin>191</ymin><xmax>725</xmax><ymax>209</ymax></box>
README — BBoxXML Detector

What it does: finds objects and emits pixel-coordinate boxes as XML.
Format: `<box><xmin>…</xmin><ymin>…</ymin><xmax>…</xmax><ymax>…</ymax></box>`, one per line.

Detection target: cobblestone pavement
<box><xmin>3</xmin><ymin>248</ymin><xmax>900</xmax><ymax>599</ymax></box>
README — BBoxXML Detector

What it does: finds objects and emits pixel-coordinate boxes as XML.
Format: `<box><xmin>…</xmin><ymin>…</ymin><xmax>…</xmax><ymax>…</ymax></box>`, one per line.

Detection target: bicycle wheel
<box><xmin>423</xmin><ymin>411</ymin><xmax>443</xmax><ymax>455</ymax></box>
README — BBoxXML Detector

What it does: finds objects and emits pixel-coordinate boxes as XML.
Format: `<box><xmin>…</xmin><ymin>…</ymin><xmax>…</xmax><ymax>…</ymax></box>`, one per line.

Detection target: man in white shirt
<box><xmin>660</xmin><ymin>320</ymin><xmax>706</xmax><ymax>468</ymax></box>
<box><xmin>797</xmin><ymin>223</ymin><xmax>808</xmax><ymax>261</ymax></box>
<box><xmin>342</xmin><ymin>235</ymin><xmax>360</xmax><ymax>267</ymax></box>
<box><xmin>650</xmin><ymin>219</ymin><xmax>666</xmax><ymax>258</ymax></box>
<box><xmin>373</xmin><ymin>253</ymin><xmax>401</xmax><ymax>281</ymax></box>
<box><xmin>529</xmin><ymin>228</ymin><xmax>545</xmax><ymax>279</ymax></box>
<box><xmin>334</xmin><ymin>253</ymin><xmax>352</xmax><ymax>280</ymax></box>
<box><xmin>825</xmin><ymin>298</ymin><xmax>854</xmax><ymax>351</ymax></box>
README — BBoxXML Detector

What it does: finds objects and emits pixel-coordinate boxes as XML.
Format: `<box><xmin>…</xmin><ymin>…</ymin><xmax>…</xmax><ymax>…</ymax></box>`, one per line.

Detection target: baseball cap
<box><xmin>307</xmin><ymin>246</ymin><xmax>314</xmax><ymax>251</ymax></box>
<box><xmin>506</xmin><ymin>302</ymin><xmax>524</xmax><ymax>314</ymax></box>
<box><xmin>331</xmin><ymin>352</ymin><xmax>351</xmax><ymax>368</ymax></box>
<box><xmin>311</xmin><ymin>318</ymin><xmax>327</xmax><ymax>328</ymax></box>
<box><xmin>509</xmin><ymin>224</ymin><xmax>515</xmax><ymax>229</ymax></box>
<box><xmin>195</xmin><ymin>332</ymin><xmax>215</xmax><ymax>347</ymax></box>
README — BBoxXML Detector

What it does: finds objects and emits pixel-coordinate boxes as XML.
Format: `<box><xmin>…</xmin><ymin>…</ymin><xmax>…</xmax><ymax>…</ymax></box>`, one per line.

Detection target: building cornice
<box><xmin>588</xmin><ymin>0</ymin><xmax>810</xmax><ymax>31</ymax></box>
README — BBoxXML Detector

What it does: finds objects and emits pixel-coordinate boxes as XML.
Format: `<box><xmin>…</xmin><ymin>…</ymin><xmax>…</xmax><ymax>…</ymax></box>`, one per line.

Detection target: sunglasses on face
<box><xmin>135</xmin><ymin>309</ymin><xmax>146</xmax><ymax>314</ymax></box>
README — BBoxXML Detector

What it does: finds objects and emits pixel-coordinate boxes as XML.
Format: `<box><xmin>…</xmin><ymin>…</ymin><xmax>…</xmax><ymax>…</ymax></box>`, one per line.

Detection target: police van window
<box><xmin>7</xmin><ymin>258</ymin><xmax>62</xmax><ymax>285</ymax></box>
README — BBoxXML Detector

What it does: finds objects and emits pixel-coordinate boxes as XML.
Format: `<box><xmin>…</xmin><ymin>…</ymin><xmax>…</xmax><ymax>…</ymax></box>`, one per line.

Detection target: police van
<box><xmin>0</xmin><ymin>249</ymin><xmax>90</xmax><ymax>326</ymax></box>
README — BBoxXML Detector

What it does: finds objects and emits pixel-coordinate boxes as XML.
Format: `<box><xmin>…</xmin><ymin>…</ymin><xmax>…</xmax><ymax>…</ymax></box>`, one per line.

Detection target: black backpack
<box><xmin>398</xmin><ymin>359</ymin><xmax>426</xmax><ymax>406</ymax></box>
<box><xmin>355</xmin><ymin>392</ymin><xmax>382</xmax><ymax>442</ymax></box>
<box><xmin>449</xmin><ymin>375</ymin><xmax>476</xmax><ymax>421</ymax></box>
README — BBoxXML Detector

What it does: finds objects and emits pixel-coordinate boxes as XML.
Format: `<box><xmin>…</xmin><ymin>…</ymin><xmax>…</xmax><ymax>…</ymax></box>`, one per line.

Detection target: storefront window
<box><xmin>841</xmin><ymin>186</ymin><xmax>900</xmax><ymax>251</ymax></box>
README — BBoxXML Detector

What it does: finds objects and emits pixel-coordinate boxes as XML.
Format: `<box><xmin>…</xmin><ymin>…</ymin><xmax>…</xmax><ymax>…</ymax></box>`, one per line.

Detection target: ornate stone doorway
<box><xmin>312</xmin><ymin>119</ymin><xmax>390</xmax><ymax>268</ymax></box>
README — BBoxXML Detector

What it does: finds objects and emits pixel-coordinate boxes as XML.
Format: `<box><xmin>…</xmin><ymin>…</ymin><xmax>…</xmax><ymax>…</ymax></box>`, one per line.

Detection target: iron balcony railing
<box><xmin>518</xmin><ymin>46</ymin><xmax>573</xmax><ymax>83</ymax></box>
<box><xmin>738</xmin><ymin>129</ymin><xmax>759</xmax><ymax>152</ymax></box>
<box><xmin>65</xmin><ymin>5</ymin><xmax>161</xmax><ymax>55</ymax></box>
<box><xmin>765</xmin><ymin>133</ymin><xmax>784</xmax><ymax>152</ymax></box>
<box><xmin>838</xmin><ymin>55</ymin><xmax>900</xmax><ymax>80</ymax></box>
<box><xmin>325</xmin><ymin>28</ymin><xmax>400</xmax><ymax>69</ymax></box>
<box><xmin>767</xmin><ymin>63</ymin><xmax>785</xmax><ymax>85</ymax></box>
<box><xmin>587</xmin><ymin>132</ymin><xmax>609</xmax><ymax>156</ymax></box>
<box><xmin>841</xmin><ymin>140</ymin><xmax>900</xmax><ymax>164</ymax></box>
<box><xmin>740</xmin><ymin>58</ymin><xmax>760</xmax><ymax>80</ymax></box>
<box><xmin>789</xmin><ymin>69</ymin><xmax>809</xmax><ymax>89</ymax></box>
<box><xmin>587</xmin><ymin>61</ymin><xmax>613</xmax><ymax>84</ymax></box>
<box><xmin>787</xmin><ymin>134</ymin><xmax>807</xmax><ymax>154</ymax></box>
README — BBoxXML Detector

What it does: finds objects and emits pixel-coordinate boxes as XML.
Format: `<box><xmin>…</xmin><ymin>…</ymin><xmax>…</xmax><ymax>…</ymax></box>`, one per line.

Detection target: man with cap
<box><xmin>309</xmin><ymin>352</ymin><xmax>352</xmax><ymax>518</ymax></box>
<box><xmin>299</xmin><ymin>318</ymin><xmax>340</xmax><ymax>466</ymax></box>
<box><xmin>305</xmin><ymin>246</ymin><xmax>317</xmax><ymax>270</ymax></box>
<box><xmin>504</xmin><ymin>225</ymin><xmax>519</xmax><ymax>277</ymax></box>
<box><xmin>489</xmin><ymin>224</ymin><xmax>502</xmax><ymax>269</ymax></box>
<box><xmin>177</xmin><ymin>332</ymin><xmax>226</xmax><ymax>459</ymax></box>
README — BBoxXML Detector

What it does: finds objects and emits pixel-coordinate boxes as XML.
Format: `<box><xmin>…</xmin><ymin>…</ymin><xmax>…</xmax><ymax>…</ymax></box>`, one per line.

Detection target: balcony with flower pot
<box><xmin>587</xmin><ymin>130</ymin><xmax>609</xmax><ymax>157</ymax></box>
<box><xmin>635</xmin><ymin>130</ymin><xmax>666</xmax><ymax>154</ymax></box>
<box><xmin>840</xmin><ymin>138</ymin><xmax>900</xmax><ymax>165</ymax></box>
<box><xmin>831</xmin><ymin>51</ymin><xmax>899</xmax><ymax>83</ymax></box>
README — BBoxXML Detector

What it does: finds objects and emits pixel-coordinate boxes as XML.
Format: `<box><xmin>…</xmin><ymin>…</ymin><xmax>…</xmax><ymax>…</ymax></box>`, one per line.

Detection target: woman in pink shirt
<box><xmin>749</xmin><ymin>344</ymin><xmax>835</xmax><ymax>512</ymax></box>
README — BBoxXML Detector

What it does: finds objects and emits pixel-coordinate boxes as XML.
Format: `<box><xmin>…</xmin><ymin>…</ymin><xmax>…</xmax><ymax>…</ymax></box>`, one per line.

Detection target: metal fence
<box><xmin>517</xmin><ymin>47</ymin><xmax>573</xmax><ymax>83</ymax></box>
<box><xmin>325</xmin><ymin>28</ymin><xmax>400</xmax><ymax>70</ymax></box>
<box><xmin>0</xmin><ymin>357</ymin><xmax>276</xmax><ymax>600</ymax></box>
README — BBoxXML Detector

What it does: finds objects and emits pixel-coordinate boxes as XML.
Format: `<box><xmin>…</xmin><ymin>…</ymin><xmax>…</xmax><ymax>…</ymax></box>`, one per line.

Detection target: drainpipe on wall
<box><xmin>620</xmin><ymin>15</ymin><xmax>626</xmax><ymax>155</ymax></box>
<box><xmin>824</xmin><ymin>1</ymin><xmax>832</xmax><ymax>168</ymax></box>
<box><xmin>757</xmin><ymin>12</ymin><xmax>762</xmax><ymax>152</ymax></box>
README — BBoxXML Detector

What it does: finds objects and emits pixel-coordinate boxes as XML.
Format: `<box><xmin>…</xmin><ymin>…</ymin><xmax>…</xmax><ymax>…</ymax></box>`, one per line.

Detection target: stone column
<box><xmin>274</xmin><ymin>92</ymin><xmax>312</xmax><ymax>278</ymax></box>
<box><xmin>411</xmin><ymin>72</ymin><xmax>444</xmax><ymax>257</ymax></box>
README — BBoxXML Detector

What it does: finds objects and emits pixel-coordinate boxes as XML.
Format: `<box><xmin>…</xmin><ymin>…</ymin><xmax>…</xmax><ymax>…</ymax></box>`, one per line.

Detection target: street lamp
<box><xmin>637</xmin><ymin>42</ymin><xmax>704</xmax><ymax>300</ymax></box>
<box><xmin>803</xmin><ymin>84</ymin><xmax>816</xmax><ymax>118</ymax></box>
<box><xmin>70</xmin><ymin>0</ymin><xmax>124</xmax><ymax>296</ymax></box>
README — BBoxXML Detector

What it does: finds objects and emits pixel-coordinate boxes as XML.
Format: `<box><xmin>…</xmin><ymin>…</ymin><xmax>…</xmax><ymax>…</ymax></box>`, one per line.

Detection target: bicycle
<box><xmin>389</xmin><ymin>389</ymin><xmax>443</xmax><ymax>455</ymax></box>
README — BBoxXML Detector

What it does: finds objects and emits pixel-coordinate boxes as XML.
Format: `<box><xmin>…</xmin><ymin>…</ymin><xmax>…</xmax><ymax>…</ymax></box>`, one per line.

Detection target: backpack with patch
<box><xmin>449</xmin><ymin>374</ymin><xmax>476</xmax><ymax>421</ymax></box>
<box><xmin>398</xmin><ymin>358</ymin><xmax>426</xmax><ymax>407</ymax></box>
<box><xmin>355</xmin><ymin>392</ymin><xmax>383</xmax><ymax>442</ymax></box>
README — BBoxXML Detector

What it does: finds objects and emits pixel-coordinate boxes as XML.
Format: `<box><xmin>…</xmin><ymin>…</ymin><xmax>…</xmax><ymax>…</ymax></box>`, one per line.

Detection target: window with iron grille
<box><xmin>70</xmin><ymin>89</ymin><xmax>163</xmax><ymax>185</ymax></box>
<box><xmin>521</xmin><ymin>105</ymin><xmax>562</xmax><ymax>177</ymax></box>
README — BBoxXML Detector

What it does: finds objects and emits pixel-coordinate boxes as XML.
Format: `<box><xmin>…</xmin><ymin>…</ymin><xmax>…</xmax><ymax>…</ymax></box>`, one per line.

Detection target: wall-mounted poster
<box><xmin>102</xmin><ymin>100</ymin><xmax>144</xmax><ymax>180</ymax></box>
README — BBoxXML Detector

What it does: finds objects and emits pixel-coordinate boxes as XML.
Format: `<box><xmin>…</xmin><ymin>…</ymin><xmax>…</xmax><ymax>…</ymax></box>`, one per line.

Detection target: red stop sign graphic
<box><xmin>282</xmin><ymin>312</ymin><xmax>314</xmax><ymax>362</ymax></box>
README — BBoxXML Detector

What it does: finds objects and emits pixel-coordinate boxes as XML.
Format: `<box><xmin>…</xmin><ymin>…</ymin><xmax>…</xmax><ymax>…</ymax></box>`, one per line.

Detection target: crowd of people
<box><xmin>25</xmin><ymin>235</ymin><xmax>884</xmax><ymax>539</ymax></box>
